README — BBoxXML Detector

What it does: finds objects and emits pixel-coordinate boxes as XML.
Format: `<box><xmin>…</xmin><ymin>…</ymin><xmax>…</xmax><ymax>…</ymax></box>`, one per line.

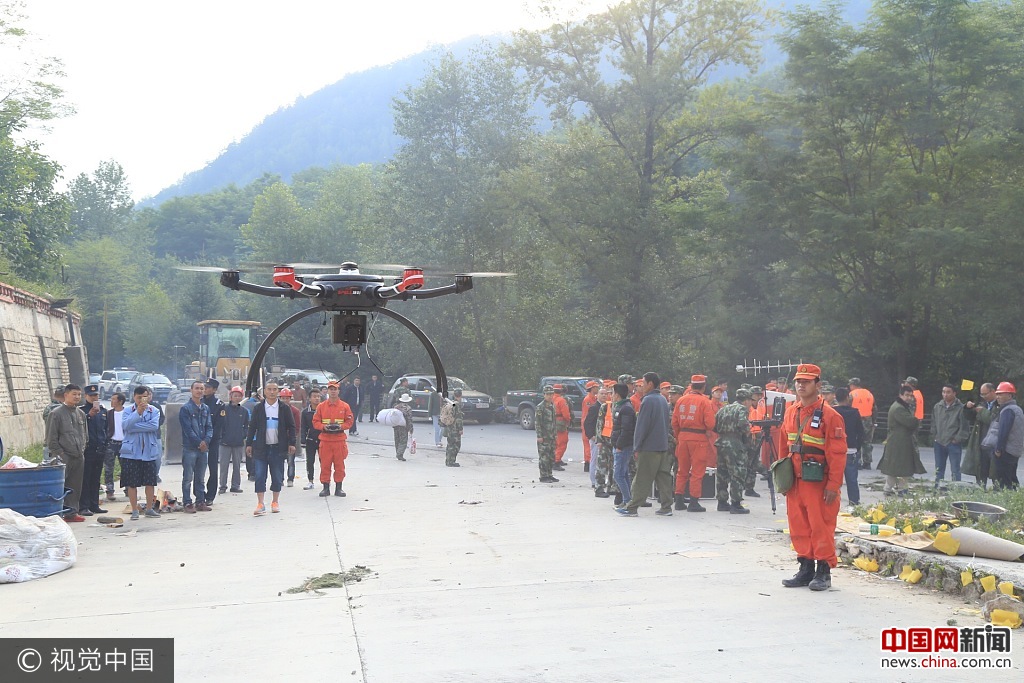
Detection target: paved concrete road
<box><xmin>1</xmin><ymin>435</ymin><xmax>1016</xmax><ymax>682</ymax></box>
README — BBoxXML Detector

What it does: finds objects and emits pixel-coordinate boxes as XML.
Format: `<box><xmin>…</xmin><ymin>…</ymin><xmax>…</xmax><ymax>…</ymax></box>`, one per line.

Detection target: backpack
<box><xmin>439</xmin><ymin>399</ymin><xmax>457</xmax><ymax>426</ymax></box>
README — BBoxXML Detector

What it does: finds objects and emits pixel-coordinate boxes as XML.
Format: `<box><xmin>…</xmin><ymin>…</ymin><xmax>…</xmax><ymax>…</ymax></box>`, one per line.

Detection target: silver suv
<box><xmin>99</xmin><ymin>368</ymin><xmax>136</xmax><ymax>399</ymax></box>
<box><xmin>387</xmin><ymin>374</ymin><xmax>494</xmax><ymax>424</ymax></box>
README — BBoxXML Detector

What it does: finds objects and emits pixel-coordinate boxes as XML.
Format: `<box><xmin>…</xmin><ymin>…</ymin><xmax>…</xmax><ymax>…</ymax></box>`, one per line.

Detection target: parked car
<box><xmin>88</xmin><ymin>373</ymin><xmax>102</xmax><ymax>386</ymax></box>
<box><xmin>128</xmin><ymin>372</ymin><xmax>176</xmax><ymax>405</ymax></box>
<box><xmin>504</xmin><ymin>376</ymin><xmax>600</xmax><ymax>430</ymax></box>
<box><xmin>276</xmin><ymin>368</ymin><xmax>340</xmax><ymax>388</ymax></box>
<box><xmin>387</xmin><ymin>374</ymin><xmax>495</xmax><ymax>424</ymax></box>
<box><xmin>99</xmin><ymin>368</ymin><xmax>137</xmax><ymax>399</ymax></box>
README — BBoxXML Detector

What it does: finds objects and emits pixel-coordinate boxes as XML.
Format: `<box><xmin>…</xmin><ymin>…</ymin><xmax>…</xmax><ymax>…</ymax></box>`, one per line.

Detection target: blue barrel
<box><xmin>0</xmin><ymin>464</ymin><xmax>70</xmax><ymax>517</ymax></box>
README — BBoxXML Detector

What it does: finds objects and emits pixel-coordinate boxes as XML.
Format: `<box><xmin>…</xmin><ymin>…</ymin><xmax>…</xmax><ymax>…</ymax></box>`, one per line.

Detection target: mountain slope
<box><xmin>146</xmin><ymin>1</ymin><xmax>870</xmax><ymax>205</ymax></box>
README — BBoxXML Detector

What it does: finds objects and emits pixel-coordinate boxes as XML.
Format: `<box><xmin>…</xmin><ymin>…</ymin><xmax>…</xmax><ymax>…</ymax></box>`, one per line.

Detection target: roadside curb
<box><xmin>836</xmin><ymin>534</ymin><xmax>1024</xmax><ymax>604</ymax></box>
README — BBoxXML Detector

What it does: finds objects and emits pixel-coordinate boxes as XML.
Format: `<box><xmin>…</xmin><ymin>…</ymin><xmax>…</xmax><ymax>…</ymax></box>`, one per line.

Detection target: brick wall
<box><xmin>0</xmin><ymin>282</ymin><xmax>84</xmax><ymax>455</ymax></box>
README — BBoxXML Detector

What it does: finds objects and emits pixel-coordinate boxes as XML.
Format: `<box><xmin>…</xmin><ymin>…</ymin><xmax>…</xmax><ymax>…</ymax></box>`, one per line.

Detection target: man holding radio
<box><xmin>781</xmin><ymin>364</ymin><xmax>848</xmax><ymax>592</ymax></box>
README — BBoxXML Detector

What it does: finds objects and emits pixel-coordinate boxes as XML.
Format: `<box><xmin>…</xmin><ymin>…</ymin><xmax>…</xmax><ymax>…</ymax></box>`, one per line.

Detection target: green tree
<box><xmin>122</xmin><ymin>283</ymin><xmax>180</xmax><ymax>371</ymax></box>
<box><xmin>63</xmin><ymin>237</ymin><xmax>152</xmax><ymax>369</ymax></box>
<box><xmin>380</xmin><ymin>48</ymin><xmax>550</xmax><ymax>391</ymax></box>
<box><xmin>0</xmin><ymin>1</ymin><xmax>71</xmax><ymax>280</ymax></box>
<box><xmin>510</xmin><ymin>0</ymin><xmax>768</xmax><ymax>358</ymax></box>
<box><xmin>724</xmin><ymin>0</ymin><xmax>1024</xmax><ymax>388</ymax></box>
<box><xmin>67</xmin><ymin>160</ymin><xmax>134</xmax><ymax>241</ymax></box>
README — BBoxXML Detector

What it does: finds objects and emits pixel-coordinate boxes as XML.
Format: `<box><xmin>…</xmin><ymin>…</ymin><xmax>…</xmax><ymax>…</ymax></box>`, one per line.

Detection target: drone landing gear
<box><xmin>246</xmin><ymin>307</ymin><xmax>448</xmax><ymax>399</ymax></box>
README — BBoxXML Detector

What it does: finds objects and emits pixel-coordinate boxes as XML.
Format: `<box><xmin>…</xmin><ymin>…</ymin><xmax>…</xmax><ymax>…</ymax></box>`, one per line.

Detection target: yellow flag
<box><xmin>960</xmin><ymin>379</ymin><xmax>975</xmax><ymax>392</ymax></box>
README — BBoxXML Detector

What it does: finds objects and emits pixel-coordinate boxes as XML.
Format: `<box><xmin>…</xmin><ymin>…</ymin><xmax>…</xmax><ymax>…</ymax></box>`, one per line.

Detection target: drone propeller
<box><xmin>240</xmin><ymin>261</ymin><xmax>412</xmax><ymax>272</ymax></box>
<box><xmin>427</xmin><ymin>271</ymin><xmax>516</xmax><ymax>278</ymax></box>
<box><xmin>176</xmin><ymin>265</ymin><xmax>239</xmax><ymax>273</ymax></box>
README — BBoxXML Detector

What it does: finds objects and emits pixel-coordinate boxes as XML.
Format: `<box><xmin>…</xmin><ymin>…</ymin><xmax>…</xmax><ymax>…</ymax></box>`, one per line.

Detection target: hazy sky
<box><xmin>20</xmin><ymin>0</ymin><xmax>606</xmax><ymax>201</ymax></box>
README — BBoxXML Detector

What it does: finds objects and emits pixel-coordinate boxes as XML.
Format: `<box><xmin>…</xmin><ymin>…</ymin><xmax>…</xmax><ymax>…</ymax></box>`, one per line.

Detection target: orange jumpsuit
<box><xmin>553</xmin><ymin>395</ymin><xmax>571</xmax><ymax>463</ymax></box>
<box><xmin>672</xmin><ymin>389</ymin><xmax>717</xmax><ymax>497</ymax></box>
<box><xmin>850</xmin><ymin>388</ymin><xmax>874</xmax><ymax>420</ymax></box>
<box><xmin>783</xmin><ymin>397</ymin><xmax>847</xmax><ymax>567</ymax></box>
<box><xmin>581</xmin><ymin>392</ymin><xmax>598</xmax><ymax>463</ymax></box>
<box><xmin>312</xmin><ymin>399</ymin><xmax>354</xmax><ymax>483</ymax></box>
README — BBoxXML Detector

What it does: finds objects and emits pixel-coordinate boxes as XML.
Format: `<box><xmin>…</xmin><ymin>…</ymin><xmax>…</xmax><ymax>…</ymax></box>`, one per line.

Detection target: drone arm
<box><xmin>378</xmin><ymin>276</ymin><xmax>473</xmax><ymax>301</ymax></box>
<box><xmin>220</xmin><ymin>271</ymin><xmax>306</xmax><ymax>299</ymax></box>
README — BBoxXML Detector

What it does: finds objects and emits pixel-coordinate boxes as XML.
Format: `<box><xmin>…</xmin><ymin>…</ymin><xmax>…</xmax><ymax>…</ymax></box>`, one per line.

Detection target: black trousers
<box><xmin>369</xmin><ymin>398</ymin><xmax>380</xmax><ymax>420</ymax></box>
<box><xmin>305</xmin><ymin>440</ymin><xmax>318</xmax><ymax>481</ymax></box>
<box><xmin>205</xmin><ymin>441</ymin><xmax>220</xmax><ymax>502</ymax></box>
<box><xmin>994</xmin><ymin>452</ymin><xmax>1020</xmax><ymax>490</ymax></box>
<box><xmin>81</xmin><ymin>444</ymin><xmax>106</xmax><ymax>511</ymax></box>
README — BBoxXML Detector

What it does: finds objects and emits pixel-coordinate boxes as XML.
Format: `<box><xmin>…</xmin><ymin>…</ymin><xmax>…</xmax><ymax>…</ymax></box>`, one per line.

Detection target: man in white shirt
<box><xmin>245</xmin><ymin>382</ymin><xmax>296</xmax><ymax>516</ymax></box>
<box><xmin>104</xmin><ymin>392</ymin><xmax>127</xmax><ymax>501</ymax></box>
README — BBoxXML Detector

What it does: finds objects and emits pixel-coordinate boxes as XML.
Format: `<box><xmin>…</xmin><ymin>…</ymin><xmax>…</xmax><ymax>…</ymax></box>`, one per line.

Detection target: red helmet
<box><xmin>996</xmin><ymin>381</ymin><xmax>1016</xmax><ymax>394</ymax></box>
<box><xmin>279</xmin><ymin>387</ymin><xmax>293</xmax><ymax>398</ymax></box>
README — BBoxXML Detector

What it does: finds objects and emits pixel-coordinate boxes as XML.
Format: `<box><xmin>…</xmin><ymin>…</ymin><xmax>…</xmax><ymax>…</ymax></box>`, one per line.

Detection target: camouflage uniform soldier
<box><xmin>394</xmin><ymin>395</ymin><xmax>414</xmax><ymax>460</ymax></box>
<box><xmin>535</xmin><ymin>386</ymin><xmax>558</xmax><ymax>483</ymax></box>
<box><xmin>714</xmin><ymin>388</ymin><xmax>754</xmax><ymax>514</ymax></box>
<box><xmin>445</xmin><ymin>389</ymin><xmax>464</xmax><ymax>467</ymax></box>
<box><xmin>391</xmin><ymin>378</ymin><xmax>412</xmax><ymax>407</ymax></box>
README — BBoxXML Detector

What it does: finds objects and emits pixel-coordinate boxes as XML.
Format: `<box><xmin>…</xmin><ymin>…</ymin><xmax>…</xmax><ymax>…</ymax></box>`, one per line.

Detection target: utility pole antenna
<box><xmin>734</xmin><ymin>359</ymin><xmax>804</xmax><ymax>378</ymax></box>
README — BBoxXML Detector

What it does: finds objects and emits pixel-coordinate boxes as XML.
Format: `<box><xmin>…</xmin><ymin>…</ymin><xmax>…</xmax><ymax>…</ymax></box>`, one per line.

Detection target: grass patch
<box><xmin>4</xmin><ymin>442</ymin><xmax>45</xmax><ymax>464</ymax></box>
<box><xmin>286</xmin><ymin>566</ymin><xmax>375</xmax><ymax>595</ymax></box>
<box><xmin>852</xmin><ymin>480</ymin><xmax>1024</xmax><ymax>543</ymax></box>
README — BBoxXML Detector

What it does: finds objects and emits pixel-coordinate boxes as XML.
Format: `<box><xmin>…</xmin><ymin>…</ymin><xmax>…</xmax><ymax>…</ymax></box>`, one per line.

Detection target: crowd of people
<box><xmin>41</xmin><ymin>374</ymin><xmax>465</xmax><ymax>521</ymax></box>
<box><xmin>40</xmin><ymin>363</ymin><xmax>1022</xmax><ymax>587</ymax></box>
<box><xmin>534</xmin><ymin>365</ymin><xmax>1022</xmax><ymax>591</ymax></box>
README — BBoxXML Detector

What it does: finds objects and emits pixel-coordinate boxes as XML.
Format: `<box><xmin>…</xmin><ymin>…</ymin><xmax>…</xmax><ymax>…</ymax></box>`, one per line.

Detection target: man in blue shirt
<box><xmin>617</xmin><ymin>372</ymin><xmax>674</xmax><ymax>517</ymax></box>
<box><xmin>178</xmin><ymin>381</ymin><xmax>213</xmax><ymax>512</ymax></box>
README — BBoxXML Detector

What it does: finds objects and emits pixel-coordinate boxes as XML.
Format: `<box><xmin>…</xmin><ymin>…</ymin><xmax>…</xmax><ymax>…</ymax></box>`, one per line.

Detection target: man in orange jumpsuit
<box><xmin>781</xmin><ymin>363</ymin><xmax>847</xmax><ymax>591</ymax></box>
<box><xmin>552</xmin><ymin>384</ymin><xmax>571</xmax><ymax>470</ymax></box>
<box><xmin>848</xmin><ymin>377</ymin><xmax>875</xmax><ymax>469</ymax></box>
<box><xmin>581</xmin><ymin>381</ymin><xmax>599</xmax><ymax>472</ymax></box>
<box><xmin>312</xmin><ymin>380</ymin><xmax>354</xmax><ymax>497</ymax></box>
<box><xmin>672</xmin><ymin>374</ymin><xmax>717</xmax><ymax>512</ymax></box>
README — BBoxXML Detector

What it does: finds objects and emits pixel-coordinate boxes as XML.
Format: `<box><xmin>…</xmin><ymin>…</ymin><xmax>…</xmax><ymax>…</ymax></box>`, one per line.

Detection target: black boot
<box><xmin>744</xmin><ymin>488</ymin><xmax>760</xmax><ymax>498</ymax></box>
<box><xmin>782</xmin><ymin>557</ymin><xmax>815</xmax><ymax>587</ymax></box>
<box><xmin>717</xmin><ymin>499</ymin><xmax>731</xmax><ymax>512</ymax></box>
<box><xmin>594</xmin><ymin>486</ymin><xmax>609</xmax><ymax>498</ymax></box>
<box><xmin>687</xmin><ymin>499</ymin><xmax>706</xmax><ymax>512</ymax></box>
<box><xmin>319</xmin><ymin>483</ymin><xmax>331</xmax><ymax>497</ymax></box>
<box><xmin>334</xmin><ymin>483</ymin><xmax>346</xmax><ymax>497</ymax></box>
<box><xmin>808</xmin><ymin>561</ymin><xmax>832</xmax><ymax>591</ymax></box>
<box><xmin>675</xmin><ymin>493</ymin><xmax>687</xmax><ymax>511</ymax></box>
<box><xmin>730</xmin><ymin>502</ymin><xmax>750</xmax><ymax>515</ymax></box>
<box><xmin>584</xmin><ymin>462</ymin><xmax>590</xmax><ymax>473</ymax></box>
